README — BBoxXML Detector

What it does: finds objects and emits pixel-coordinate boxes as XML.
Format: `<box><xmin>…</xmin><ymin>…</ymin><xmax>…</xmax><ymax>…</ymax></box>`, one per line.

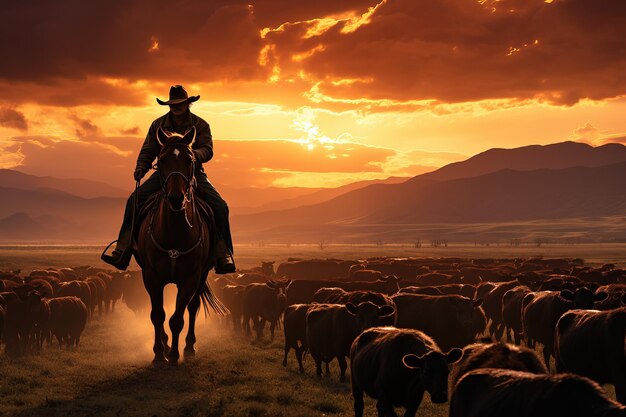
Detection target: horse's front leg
<box><xmin>146</xmin><ymin>285</ymin><xmax>167</xmax><ymax>363</ymax></box>
<box><xmin>184</xmin><ymin>293</ymin><xmax>201</xmax><ymax>357</ymax></box>
<box><xmin>168</xmin><ymin>281</ymin><xmax>196</xmax><ymax>364</ymax></box>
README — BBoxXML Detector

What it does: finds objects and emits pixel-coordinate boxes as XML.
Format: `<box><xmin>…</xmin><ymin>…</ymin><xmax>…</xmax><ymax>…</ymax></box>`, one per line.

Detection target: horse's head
<box><xmin>156</xmin><ymin>126</ymin><xmax>196</xmax><ymax>211</ymax></box>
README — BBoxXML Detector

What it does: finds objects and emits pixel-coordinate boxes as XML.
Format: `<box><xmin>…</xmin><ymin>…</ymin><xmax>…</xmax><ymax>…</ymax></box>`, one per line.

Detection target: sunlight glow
<box><xmin>149</xmin><ymin>37</ymin><xmax>159</xmax><ymax>52</ymax></box>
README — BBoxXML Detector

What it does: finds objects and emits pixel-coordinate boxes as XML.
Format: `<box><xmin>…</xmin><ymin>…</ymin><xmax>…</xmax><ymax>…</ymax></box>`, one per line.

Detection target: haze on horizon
<box><xmin>0</xmin><ymin>0</ymin><xmax>625</xmax><ymax>191</ymax></box>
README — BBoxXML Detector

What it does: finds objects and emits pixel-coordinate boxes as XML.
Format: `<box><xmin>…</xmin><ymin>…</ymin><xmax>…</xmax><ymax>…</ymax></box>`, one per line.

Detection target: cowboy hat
<box><xmin>156</xmin><ymin>85</ymin><xmax>200</xmax><ymax>105</ymax></box>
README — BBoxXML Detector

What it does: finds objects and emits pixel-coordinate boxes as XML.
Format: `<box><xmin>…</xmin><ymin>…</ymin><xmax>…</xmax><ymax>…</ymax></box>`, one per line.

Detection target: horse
<box><xmin>134</xmin><ymin>126</ymin><xmax>226</xmax><ymax>364</ymax></box>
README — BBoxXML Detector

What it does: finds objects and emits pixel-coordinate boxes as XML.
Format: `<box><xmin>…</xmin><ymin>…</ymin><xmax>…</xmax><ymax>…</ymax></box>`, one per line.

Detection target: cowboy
<box><xmin>101</xmin><ymin>85</ymin><xmax>236</xmax><ymax>274</ymax></box>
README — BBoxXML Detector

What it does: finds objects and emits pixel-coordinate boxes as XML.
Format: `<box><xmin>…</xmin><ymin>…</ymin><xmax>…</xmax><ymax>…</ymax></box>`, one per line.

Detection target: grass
<box><xmin>0</xmin><ymin>294</ymin><xmax>448</xmax><ymax>416</ymax></box>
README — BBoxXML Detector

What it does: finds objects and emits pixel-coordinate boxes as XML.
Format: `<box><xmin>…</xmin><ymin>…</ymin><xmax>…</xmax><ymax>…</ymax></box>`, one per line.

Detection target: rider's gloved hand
<box><xmin>133</xmin><ymin>167</ymin><xmax>146</xmax><ymax>182</ymax></box>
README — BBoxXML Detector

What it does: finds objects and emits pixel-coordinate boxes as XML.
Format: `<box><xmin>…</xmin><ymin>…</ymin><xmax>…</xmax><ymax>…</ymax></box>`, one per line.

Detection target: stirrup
<box><xmin>101</xmin><ymin>240</ymin><xmax>132</xmax><ymax>271</ymax></box>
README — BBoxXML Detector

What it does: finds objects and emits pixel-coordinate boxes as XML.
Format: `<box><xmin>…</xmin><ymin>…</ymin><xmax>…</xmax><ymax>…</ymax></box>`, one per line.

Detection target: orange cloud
<box><xmin>5</xmin><ymin>134</ymin><xmax>396</xmax><ymax>189</ymax></box>
<box><xmin>0</xmin><ymin>107</ymin><xmax>28</xmax><ymax>131</ymax></box>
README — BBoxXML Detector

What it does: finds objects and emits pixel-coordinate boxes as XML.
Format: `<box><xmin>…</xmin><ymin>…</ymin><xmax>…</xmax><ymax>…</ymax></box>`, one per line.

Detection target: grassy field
<box><xmin>0</xmin><ymin>245</ymin><xmax>623</xmax><ymax>416</ymax></box>
<box><xmin>3</xmin><ymin>242</ymin><xmax>626</xmax><ymax>273</ymax></box>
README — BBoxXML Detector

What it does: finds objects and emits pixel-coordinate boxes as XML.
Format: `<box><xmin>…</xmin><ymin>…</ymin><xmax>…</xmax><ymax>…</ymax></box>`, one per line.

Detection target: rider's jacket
<box><xmin>136</xmin><ymin>110</ymin><xmax>213</xmax><ymax>174</ymax></box>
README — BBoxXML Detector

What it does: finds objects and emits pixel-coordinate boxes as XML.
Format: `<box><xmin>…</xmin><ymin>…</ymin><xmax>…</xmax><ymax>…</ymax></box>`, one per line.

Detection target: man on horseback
<box><xmin>101</xmin><ymin>85</ymin><xmax>236</xmax><ymax>274</ymax></box>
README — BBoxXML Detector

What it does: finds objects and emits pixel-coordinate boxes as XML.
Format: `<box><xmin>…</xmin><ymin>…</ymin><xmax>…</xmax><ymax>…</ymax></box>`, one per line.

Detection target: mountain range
<box><xmin>2</xmin><ymin>141</ymin><xmax>626</xmax><ymax>242</ymax></box>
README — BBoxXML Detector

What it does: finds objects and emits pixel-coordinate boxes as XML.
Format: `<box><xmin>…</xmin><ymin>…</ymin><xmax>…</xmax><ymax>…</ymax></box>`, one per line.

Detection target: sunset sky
<box><xmin>1</xmin><ymin>0</ymin><xmax>625</xmax><ymax>190</ymax></box>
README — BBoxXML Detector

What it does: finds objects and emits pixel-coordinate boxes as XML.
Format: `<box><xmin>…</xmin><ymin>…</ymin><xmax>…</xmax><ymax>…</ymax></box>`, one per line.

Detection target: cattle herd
<box><xmin>0</xmin><ymin>266</ymin><xmax>131</xmax><ymax>357</ymax></box>
<box><xmin>217</xmin><ymin>257</ymin><xmax>626</xmax><ymax>417</ymax></box>
<box><xmin>1</xmin><ymin>256</ymin><xmax>626</xmax><ymax>416</ymax></box>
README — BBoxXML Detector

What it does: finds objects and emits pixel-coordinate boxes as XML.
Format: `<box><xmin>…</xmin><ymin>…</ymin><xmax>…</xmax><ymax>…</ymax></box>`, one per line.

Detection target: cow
<box><xmin>55</xmin><ymin>281</ymin><xmax>93</xmax><ymax>318</ymax></box>
<box><xmin>449</xmin><ymin>369</ymin><xmax>626</xmax><ymax>417</ymax></box>
<box><xmin>242</xmin><ymin>280</ymin><xmax>291</xmax><ymax>340</ymax></box>
<box><xmin>313</xmin><ymin>289</ymin><xmax>397</xmax><ymax>326</ymax></box>
<box><xmin>1</xmin><ymin>286</ymin><xmax>49</xmax><ymax>356</ymax></box>
<box><xmin>522</xmin><ymin>288</ymin><xmax>607</xmax><ymax>367</ymax></box>
<box><xmin>277</xmin><ymin>259</ymin><xmax>357</xmax><ymax>280</ymax></box>
<box><xmin>120</xmin><ymin>273</ymin><xmax>150</xmax><ymax>316</ymax></box>
<box><xmin>399</xmin><ymin>286</ymin><xmax>444</xmax><ymax>296</ymax></box>
<box><xmin>235</xmin><ymin>272</ymin><xmax>272</xmax><ymax>286</ymax></box>
<box><xmin>48</xmin><ymin>296</ymin><xmax>88</xmax><ymax>348</ymax></box>
<box><xmin>306</xmin><ymin>302</ymin><xmax>395</xmax><ymax>382</ymax></box>
<box><xmin>350</xmin><ymin>269</ymin><xmax>383</xmax><ymax>282</ymax></box>
<box><xmin>501</xmin><ymin>285</ymin><xmax>532</xmax><ymax>344</ymax></box>
<box><xmin>221</xmin><ymin>284</ymin><xmax>245</xmax><ymax>332</ymax></box>
<box><xmin>594</xmin><ymin>284</ymin><xmax>626</xmax><ymax>310</ymax></box>
<box><xmin>555</xmin><ymin>304</ymin><xmax>626</xmax><ymax>404</ymax></box>
<box><xmin>282</xmin><ymin>303</ymin><xmax>311</xmax><ymax>373</ymax></box>
<box><xmin>238</xmin><ymin>261</ymin><xmax>275</xmax><ymax>277</ymax></box>
<box><xmin>350</xmin><ymin>326</ymin><xmax>462</xmax><ymax>417</ymax></box>
<box><xmin>450</xmin><ymin>341</ymin><xmax>547</xmax><ymax>387</ymax></box>
<box><xmin>0</xmin><ymin>304</ymin><xmax>4</xmax><ymax>346</ymax></box>
<box><xmin>26</xmin><ymin>278</ymin><xmax>54</xmax><ymax>298</ymax></box>
<box><xmin>459</xmin><ymin>267</ymin><xmax>507</xmax><ymax>284</ymax></box>
<box><xmin>98</xmin><ymin>271</ymin><xmax>126</xmax><ymax>313</ymax></box>
<box><xmin>392</xmin><ymin>293</ymin><xmax>484</xmax><ymax>351</ymax></box>
<box><xmin>312</xmin><ymin>287</ymin><xmax>346</xmax><ymax>303</ymax></box>
<box><xmin>412</xmin><ymin>272</ymin><xmax>458</xmax><ymax>286</ymax></box>
<box><xmin>480</xmin><ymin>280</ymin><xmax>521</xmax><ymax>340</ymax></box>
<box><xmin>286</xmin><ymin>276</ymin><xmax>401</xmax><ymax>305</ymax></box>
<box><xmin>85</xmin><ymin>276</ymin><xmax>107</xmax><ymax>317</ymax></box>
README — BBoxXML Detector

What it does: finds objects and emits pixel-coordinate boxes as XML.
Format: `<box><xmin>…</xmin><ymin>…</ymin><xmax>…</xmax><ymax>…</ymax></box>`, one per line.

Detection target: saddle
<box><xmin>132</xmin><ymin>191</ymin><xmax>218</xmax><ymax>262</ymax></box>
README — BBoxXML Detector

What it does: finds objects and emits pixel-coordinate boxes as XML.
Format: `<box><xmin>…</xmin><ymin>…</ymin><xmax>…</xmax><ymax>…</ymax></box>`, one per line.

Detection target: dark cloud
<box><xmin>120</xmin><ymin>126</ymin><xmax>140</xmax><ymax>135</ymax></box>
<box><xmin>264</xmin><ymin>0</ymin><xmax>626</xmax><ymax>105</ymax></box>
<box><xmin>70</xmin><ymin>115</ymin><xmax>102</xmax><ymax>139</ymax></box>
<box><xmin>0</xmin><ymin>0</ymin><xmax>623</xmax><ymax>107</ymax></box>
<box><xmin>0</xmin><ymin>107</ymin><xmax>28</xmax><ymax>131</ymax></box>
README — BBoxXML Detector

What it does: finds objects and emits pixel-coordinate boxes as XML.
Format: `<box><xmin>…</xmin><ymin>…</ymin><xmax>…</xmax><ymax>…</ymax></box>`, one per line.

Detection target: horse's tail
<box><xmin>199</xmin><ymin>281</ymin><xmax>229</xmax><ymax>317</ymax></box>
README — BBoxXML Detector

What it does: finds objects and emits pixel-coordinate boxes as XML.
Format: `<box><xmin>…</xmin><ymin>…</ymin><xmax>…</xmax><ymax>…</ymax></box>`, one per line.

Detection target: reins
<box><xmin>148</xmin><ymin>149</ymin><xmax>204</xmax><ymax>278</ymax></box>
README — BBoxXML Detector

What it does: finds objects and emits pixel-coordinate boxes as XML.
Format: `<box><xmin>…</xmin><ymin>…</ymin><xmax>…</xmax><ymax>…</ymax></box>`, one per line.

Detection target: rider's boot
<box><xmin>101</xmin><ymin>230</ymin><xmax>133</xmax><ymax>271</ymax></box>
<box><xmin>214</xmin><ymin>238</ymin><xmax>236</xmax><ymax>274</ymax></box>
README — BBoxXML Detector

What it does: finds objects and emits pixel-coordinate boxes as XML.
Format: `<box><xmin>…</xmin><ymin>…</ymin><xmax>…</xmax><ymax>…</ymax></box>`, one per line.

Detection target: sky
<box><xmin>0</xmin><ymin>0</ymin><xmax>625</xmax><ymax>190</ymax></box>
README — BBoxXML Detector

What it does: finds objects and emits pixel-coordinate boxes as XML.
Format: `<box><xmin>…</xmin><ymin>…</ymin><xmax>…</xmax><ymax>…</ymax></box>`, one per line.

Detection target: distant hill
<box><xmin>0</xmin><ymin>187</ymin><xmax>123</xmax><ymax>241</ymax></box>
<box><xmin>0</xmin><ymin>168</ymin><xmax>409</xmax><ymax>214</ymax></box>
<box><xmin>233</xmin><ymin>161</ymin><xmax>626</xmax><ymax>239</ymax></box>
<box><xmin>234</xmin><ymin>176</ymin><xmax>410</xmax><ymax>214</ymax></box>
<box><xmin>0</xmin><ymin>169</ymin><xmax>130</xmax><ymax>198</ymax></box>
<box><xmin>5</xmin><ymin>141</ymin><xmax>626</xmax><ymax>242</ymax></box>
<box><xmin>417</xmin><ymin>141</ymin><xmax>626</xmax><ymax>182</ymax></box>
<box><xmin>0</xmin><ymin>213</ymin><xmax>51</xmax><ymax>240</ymax></box>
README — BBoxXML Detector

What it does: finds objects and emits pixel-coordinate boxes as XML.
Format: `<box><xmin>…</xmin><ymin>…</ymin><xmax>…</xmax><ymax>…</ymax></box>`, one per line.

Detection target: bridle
<box><xmin>156</xmin><ymin>146</ymin><xmax>197</xmax><ymax>225</ymax></box>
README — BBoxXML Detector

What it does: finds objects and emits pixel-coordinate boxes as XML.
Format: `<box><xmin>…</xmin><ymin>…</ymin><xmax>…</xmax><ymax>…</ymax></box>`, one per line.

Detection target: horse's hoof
<box><xmin>152</xmin><ymin>356</ymin><xmax>168</xmax><ymax>365</ymax></box>
<box><xmin>183</xmin><ymin>347</ymin><xmax>196</xmax><ymax>358</ymax></box>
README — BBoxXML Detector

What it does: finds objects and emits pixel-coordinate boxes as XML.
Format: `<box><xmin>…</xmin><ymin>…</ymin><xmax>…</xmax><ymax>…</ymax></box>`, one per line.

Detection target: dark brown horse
<box><xmin>135</xmin><ymin>126</ymin><xmax>225</xmax><ymax>364</ymax></box>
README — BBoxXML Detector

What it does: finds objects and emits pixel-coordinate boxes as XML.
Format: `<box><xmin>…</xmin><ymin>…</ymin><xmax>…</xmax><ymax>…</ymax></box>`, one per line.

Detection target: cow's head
<box><xmin>261</xmin><ymin>261</ymin><xmax>275</xmax><ymax>276</ymax></box>
<box><xmin>402</xmin><ymin>348</ymin><xmax>462</xmax><ymax>403</ymax></box>
<box><xmin>448</xmin><ymin>296</ymin><xmax>483</xmax><ymax>329</ymax></box>
<box><xmin>345</xmin><ymin>301</ymin><xmax>395</xmax><ymax>333</ymax></box>
<box><xmin>266</xmin><ymin>279</ymin><xmax>292</xmax><ymax>314</ymax></box>
<box><xmin>560</xmin><ymin>287</ymin><xmax>607</xmax><ymax>309</ymax></box>
<box><xmin>378</xmin><ymin>275</ymin><xmax>402</xmax><ymax>294</ymax></box>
